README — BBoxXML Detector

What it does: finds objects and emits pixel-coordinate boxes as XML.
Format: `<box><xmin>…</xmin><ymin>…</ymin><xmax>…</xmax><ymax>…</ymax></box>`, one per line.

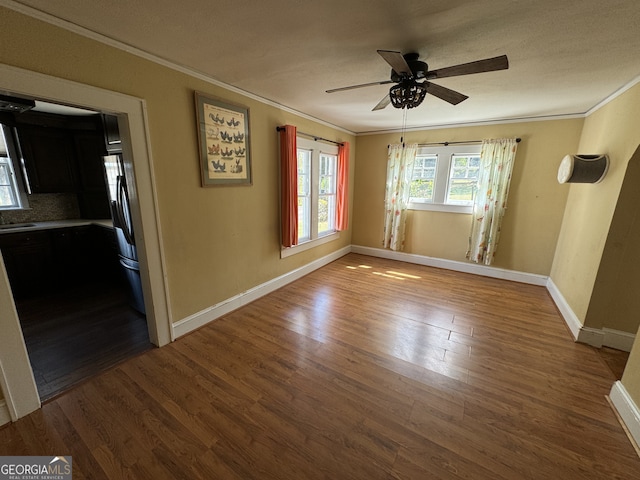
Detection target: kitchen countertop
<box><xmin>0</xmin><ymin>219</ymin><xmax>114</xmax><ymax>234</ymax></box>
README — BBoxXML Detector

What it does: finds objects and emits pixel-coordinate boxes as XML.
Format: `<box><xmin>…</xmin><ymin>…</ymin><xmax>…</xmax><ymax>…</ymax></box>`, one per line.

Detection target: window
<box><xmin>409</xmin><ymin>155</ymin><xmax>437</xmax><ymax>202</ymax></box>
<box><xmin>409</xmin><ymin>144</ymin><xmax>481</xmax><ymax>213</ymax></box>
<box><xmin>447</xmin><ymin>154</ymin><xmax>481</xmax><ymax>205</ymax></box>
<box><xmin>296</xmin><ymin>137</ymin><xmax>338</xmax><ymax>244</ymax></box>
<box><xmin>297</xmin><ymin>148</ymin><xmax>311</xmax><ymax>241</ymax></box>
<box><xmin>0</xmin><ymin>125</ymin><xmax>28</xmax><ymax>210</ymax></box>
<box><xmin>318</xmin><ymin>153</ymin><xmax>337</xmax><ymax>236</ymax></box>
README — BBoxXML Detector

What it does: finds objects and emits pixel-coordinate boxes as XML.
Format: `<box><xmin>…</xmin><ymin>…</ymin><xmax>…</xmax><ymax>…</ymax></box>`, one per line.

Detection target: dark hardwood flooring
<box><xmin>15</xmin><ymin>279</ymin><xmax>153</xmax><ymax>401</ymax></box>
<box><xmin>2</xmin><ymin>253</ymin><xmax>639</xmax><ymax>479</ymax></box>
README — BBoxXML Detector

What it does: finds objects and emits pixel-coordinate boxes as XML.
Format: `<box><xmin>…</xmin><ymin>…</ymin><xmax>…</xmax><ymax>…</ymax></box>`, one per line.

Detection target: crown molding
<box><xmin>355</xmin><ymin>113</ymin><xmax>587</xmax><ymax>136</ymax></box>
<box><xmin>0</xmin><ymin>0</ymin><xmax>356</xmax><ymax>136</ymax></box>
<box><xmin>4</xmin><ymin>0</ymin><xmax>640</xmax><ymax>138</ymax></box>
<box><xmin>356</xmin><ymin>69</ymin><xmax>640</xmax><ymax>136</ymax></box>
<box><xmin>586</xmin><ymin>74</ymin><xmax>640</xmax><ymax>116</ymax></box>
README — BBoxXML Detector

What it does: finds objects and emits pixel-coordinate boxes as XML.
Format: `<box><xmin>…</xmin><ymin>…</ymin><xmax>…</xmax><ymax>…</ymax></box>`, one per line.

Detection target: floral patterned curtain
<box><xmin>467</xmin><ymin>138</ymin><xmax>518</xmax><ymax>265</ymax></box>
<box><xmin>383</xmin><ymin>143</ymin><xmax>417</xmax><ymax>251</ymax></box>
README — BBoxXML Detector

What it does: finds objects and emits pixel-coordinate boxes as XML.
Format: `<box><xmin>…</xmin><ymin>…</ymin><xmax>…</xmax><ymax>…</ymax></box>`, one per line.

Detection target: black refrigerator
<box><xmin>103</xmin><ymin>153</ymin><xmax>146</xmax><ymax>314</ymax></box>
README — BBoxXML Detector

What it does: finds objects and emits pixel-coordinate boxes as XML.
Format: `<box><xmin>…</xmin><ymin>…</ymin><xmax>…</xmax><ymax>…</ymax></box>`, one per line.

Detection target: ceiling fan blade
<box><xmin>427</xmin><ymin>55</ymin><xmax>509</xmax><ymax>79</ymax></box>
<box><xmin>425</xmin><ymin>82</ymin><xmax>469</xmax><ymax>105</ymax></box>
<box><xmin>377</xmin><ymin>50</ymin><xmax>412</xmax><ymax>76</ymax></box>
<box><xmin>326</xmin><ymin>79</ymin><xmax>393</xmax><ymax>94</ymax></box>
<box><xmin>372</xmin><ymin>94</ymin><xmax>391</xmax><ymax>111</ymax></box>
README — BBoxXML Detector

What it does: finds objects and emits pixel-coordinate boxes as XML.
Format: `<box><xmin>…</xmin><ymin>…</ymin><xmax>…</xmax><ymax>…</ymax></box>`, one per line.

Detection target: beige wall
<box><xmin>585</xmin><ymin>147</ymin><xmax>640</xmax><ymax>334</ymax></box>
<box><xmin>551</xmin><ymin>84</ymin><xmax>640</xmax><ymax>324</ymax></box>
<box><xmin>0</xmin><ymin>8</ymin><xmax>355</xmax><ymax>322</ymax></box>
<box><xmin>548</xmin><ymin>82</ymin><xmax>640</xmax><ymax>406</ymax></box>
<box><xmin>623</xmin><ymin>335</ymin><xmax>640</xmax><ymax>399</ymax></box>
<box><xmin>352</xmin><ymin>119</ymin><xmax>584</xmax><ymax>275</ymax></box>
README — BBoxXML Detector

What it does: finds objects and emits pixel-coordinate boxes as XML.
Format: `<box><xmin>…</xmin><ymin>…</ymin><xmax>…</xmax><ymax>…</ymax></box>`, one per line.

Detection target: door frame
<box><xmin>0</xmin><ymin>63</ymin><xmax>173</xmax><ymax>421</ymax></box>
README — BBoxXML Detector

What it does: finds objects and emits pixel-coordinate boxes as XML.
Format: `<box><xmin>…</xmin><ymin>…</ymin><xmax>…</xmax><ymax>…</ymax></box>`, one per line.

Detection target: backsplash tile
<box><xmin>2</xmin><ymin>193</ymin><xmax>81</xmax><ymax>224</ymax></box>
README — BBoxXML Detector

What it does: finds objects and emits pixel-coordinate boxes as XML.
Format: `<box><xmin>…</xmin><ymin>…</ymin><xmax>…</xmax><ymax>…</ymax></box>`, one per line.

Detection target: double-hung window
<box><xmin>318</xmin><ymin>153</ymin><xmax>337</xmax><ymax>236</ymax></box>
<box><xmin>0</xmin><ymin>125</ymin><xmax>28</xmax><ymax>210</ymax></box>
<box><xmin>295</xmin><ymin>137</ymin><xmax>338</xmax><ymax>245</ymax></box>
<box><xmin>297</xmin><ymin>148</ymin><xmax>311</xmax><ymax>241</ymax></box>
<box><xmin>409</xmin><ymin>144</ymin><xmax>481</xmax><ymax>213</ymax></box>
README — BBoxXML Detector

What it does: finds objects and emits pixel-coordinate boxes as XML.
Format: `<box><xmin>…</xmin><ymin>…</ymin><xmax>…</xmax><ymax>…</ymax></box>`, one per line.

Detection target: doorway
<box><xmin>0</xmin><ymin>64</ymin><xmax>172</xmax><ymax>421</ymax></box>
<box><xmin>0</xmin><ymin>101</ymin><xmax>150</xmax><ymax>401</ymax></box>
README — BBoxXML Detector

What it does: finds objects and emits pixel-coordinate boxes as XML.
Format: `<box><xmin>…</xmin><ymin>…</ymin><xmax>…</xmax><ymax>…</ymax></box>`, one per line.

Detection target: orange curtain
<box><xmin>280</xmin><ymin>125</ymin><xmax>298</xmax><ymax>247</ymax></box>
<box><xmin>336</xmin><ymin>142</ymin><xmax>350</xmax><ymax>231</ymax></box>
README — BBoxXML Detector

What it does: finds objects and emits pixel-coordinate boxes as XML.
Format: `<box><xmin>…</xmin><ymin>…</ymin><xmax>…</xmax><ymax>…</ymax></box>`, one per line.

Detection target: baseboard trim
<box><xmin>351</xmin><ymin>245</ymin><xmax>548</xmax><ymax>286</ymax></box>
<box><xmin>603</xmin><ymin>328</ymin><xmax>637</xmax><ymax>352</ymax></box>
<box><xmin>609</xmin><ymin>381</ymin><xmax>640</xmax><ymax>453</ymax></box>
<box><xmin>172</xmin><ymin>246</ymin><xmax>351</xmax><ymax>338</ymax></box>
<box><xmin>545</xmin><ymin>277</ymin><xmax>636</xmax><ymax>351</ymax></box>
<box><xmin>545</xmin><ymin>277</ymin><xmax>586</xmax><ymax>342</ymax></box>
<box><xmin>0</xmin><ymin>400</ymin><xmax>10</xmax><ymax>426</ymax></box>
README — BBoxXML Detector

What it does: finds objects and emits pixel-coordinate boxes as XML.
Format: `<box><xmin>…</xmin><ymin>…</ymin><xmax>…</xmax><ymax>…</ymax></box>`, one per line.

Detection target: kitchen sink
<box><xmin>0</xmin><ymin>223</ymin><xmax>36</xmax><ymax>230</ymax></box>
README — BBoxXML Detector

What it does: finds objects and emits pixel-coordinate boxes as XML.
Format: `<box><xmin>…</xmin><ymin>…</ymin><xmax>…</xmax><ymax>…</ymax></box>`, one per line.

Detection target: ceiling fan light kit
<box><xmin>326</xmin><ymin>50</ymin><xmax>509</xmax><ymax>111</ymax></box>
<box><xmin>389</xmin><ymin>82</ymin><xmax>428</xmax><ymax>109</ymax></box>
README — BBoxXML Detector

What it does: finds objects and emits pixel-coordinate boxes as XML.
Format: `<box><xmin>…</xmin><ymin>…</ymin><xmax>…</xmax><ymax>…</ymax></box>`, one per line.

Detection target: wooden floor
<box><xmin>2</xmin><ymin>253</ymin><xmax>638</xmax><ymax>479</ymax></box>
<box><xmin>597</xmin><ymin>347</ymin><xmax>629</xmax><ymax>381</ymax></box>
<box><xmin>16</xmin><ymin>279</ymin><xmax>152</xmax><ymax>401</ymax></box>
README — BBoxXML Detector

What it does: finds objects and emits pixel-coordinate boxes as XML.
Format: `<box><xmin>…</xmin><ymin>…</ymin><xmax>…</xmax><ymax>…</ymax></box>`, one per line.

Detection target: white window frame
<box><xmin>318</xmin><ymin>152</ymin><xmax>337</xmax><ymax>237</ymax></box>
<box><xmin>409</xmin><ymin>144</ymin><xmax>482</xmax><ymax>214</ymax></box>
<box><xmin>0</xmin><ymin>125</ymin><xmax>29</xmax><ymax>211</ymax></box>
<box><xmin>297</xmin><ymin>148</ymin><xmax>311</xmax><ymax>242</ymax></box>
<box><xmin>281</xmin><ymin>137</ymin><xmax>339</xmax><ymax>258</ymax></box>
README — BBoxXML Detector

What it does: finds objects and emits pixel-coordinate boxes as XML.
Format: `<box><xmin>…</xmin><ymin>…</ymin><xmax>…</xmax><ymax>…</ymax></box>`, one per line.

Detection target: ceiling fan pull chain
<box><xmin>401</xmin><ymin>107</ymin><xmax>408</xmax><ymax>146</ymax></box>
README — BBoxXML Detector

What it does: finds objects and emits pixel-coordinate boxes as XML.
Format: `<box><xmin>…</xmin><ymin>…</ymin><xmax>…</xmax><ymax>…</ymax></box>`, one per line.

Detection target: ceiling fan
<box><xmin>326</xmin><ymin>50</ymin><xmax>509</xmax><ymax>111</ymax></box>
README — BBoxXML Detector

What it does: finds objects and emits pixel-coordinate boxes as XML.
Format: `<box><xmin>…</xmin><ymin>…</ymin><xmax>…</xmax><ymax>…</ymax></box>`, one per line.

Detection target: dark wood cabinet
<box><xmin>12</xmin><ymin>112</ymin><xmax>111</xmax><ymax>219</ymax></box>
<box><xmin>74</xmin><ymin>132</ymin><xmax>110</xmax><ymax>218</ymax></box>
<box><xmin>17</xmin><ymin>126</ymin><xmax>78</xmax><ymax>193</ymax></box>
<box><xmin>0</xmin><ymin>225</ymin><xmax>118</xmax><ymax>299</ymax></box>
<box><xmin>0</xmin><ymin>231</ymin><xmax>53</xmax><ymax>298</ymax></box>
<box><xmin>50</xmin><ymin>226</ymin><xmax>94</xmax><ymax>284</ymax></box>
<box><xmin>102</xmin><ymin>114</ymin><xmax>122</xmax><ymax>153</ymax></box>
<box><xmin>92</xmin><ymin>225</ymin><xmax>121</xmax><ymax>282</ymax></box>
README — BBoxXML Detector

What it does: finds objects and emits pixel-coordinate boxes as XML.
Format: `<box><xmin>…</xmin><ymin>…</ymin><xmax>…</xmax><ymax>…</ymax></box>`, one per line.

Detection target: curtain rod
<box><xmin>417</xmin><ymin>138</ymin><xmax>521</xmax><ymax>147</ymax></box>
<box><xmin>276</xmin><ymin>126</ymin><xmax>344</xmax><ymax>146</ymax></box>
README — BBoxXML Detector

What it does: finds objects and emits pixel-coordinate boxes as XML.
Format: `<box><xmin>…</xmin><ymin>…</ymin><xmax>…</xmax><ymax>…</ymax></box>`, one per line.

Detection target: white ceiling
<box><xmin>6</xmin><ymin>0</ymin><xmax>640</xmax><ymax>134</ymax></box>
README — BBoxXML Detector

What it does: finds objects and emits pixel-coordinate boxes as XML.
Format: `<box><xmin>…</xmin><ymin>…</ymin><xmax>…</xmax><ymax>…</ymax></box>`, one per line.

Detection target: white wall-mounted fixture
<box><xmin>557</xmin><ymin>154</ymin><xmax>609</xmax><ymax>184</ymax></box>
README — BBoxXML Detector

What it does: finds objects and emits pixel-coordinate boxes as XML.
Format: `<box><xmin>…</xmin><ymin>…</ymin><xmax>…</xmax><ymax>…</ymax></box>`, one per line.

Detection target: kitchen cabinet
<box><xmin>0</xmin><ymin>224</ymin><xmax>118</xmax><ymax>299</ymax></box>
<box><xmin>102</xmin><ymin>114</ymin><xmax>122</xmax><ymax>153</ymax></box>
<box><xmin>50</xmin><ymin>226</ymin><xmax>93</xmax><ymax>284</ymax></box>
<box><xmin>74</xmin><ymin>132</ymin><xmax>111</xmax><ymax>218</ymax></box>
<box><xmin>17</xmin><ymin>126</ymin><xmax>78</xmax><ymax>193</ymax></box>
<box><xmin>12</xmin><ymin>112</ymin><xmax>111</xmax><ymax>219</ymax></box>
<box><xmin>0</xmin><ymin>230</ymin><xmax>53</xmax><ymax>298</ymax></box>
<box><xmin>92</xmin><ymin>224</ymin><xmax>121</xmax><ymax>282</ymax></box>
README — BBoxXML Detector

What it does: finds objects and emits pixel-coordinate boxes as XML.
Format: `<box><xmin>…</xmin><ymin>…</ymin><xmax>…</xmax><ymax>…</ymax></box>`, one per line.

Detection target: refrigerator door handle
<box><xmin>116</xmin><ymin>175</ymin><xmax>136</xmax><ymax>246</ymax></box>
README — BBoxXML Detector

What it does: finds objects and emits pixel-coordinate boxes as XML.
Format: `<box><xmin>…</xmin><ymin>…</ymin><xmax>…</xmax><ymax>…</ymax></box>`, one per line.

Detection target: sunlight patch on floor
<box><xmin>345</xmin><ymin>264</ymin><xmax>420</xmax><ymax>281</ymax></box>
<box><xmin>386</xmin><ymin>271</ymin><xmax>421</xmax><ymax>279</ymax></box>
<box><xmin>373</xmin><ymin>271</ymin><xmax>405</xmax><ymax>280</ymax></box>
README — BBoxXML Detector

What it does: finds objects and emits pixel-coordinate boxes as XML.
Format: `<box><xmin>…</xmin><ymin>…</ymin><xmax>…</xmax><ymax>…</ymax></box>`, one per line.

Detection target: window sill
<box><xmin>280</xmin><ymin>231</ymin><xmax>340</xmax><ymax>258</ymax></box>
<box><xmin>408</xmin><ymin>202</ymin><xmax>472</xmax><ymax>214</ymax></box>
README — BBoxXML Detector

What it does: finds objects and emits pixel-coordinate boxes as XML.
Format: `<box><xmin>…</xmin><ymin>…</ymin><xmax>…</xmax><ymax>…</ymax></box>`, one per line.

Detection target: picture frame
<box><xmin>195</xmin><ymin>91</ymin><xmax>252</xmax><ymax>186</ymax></box>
